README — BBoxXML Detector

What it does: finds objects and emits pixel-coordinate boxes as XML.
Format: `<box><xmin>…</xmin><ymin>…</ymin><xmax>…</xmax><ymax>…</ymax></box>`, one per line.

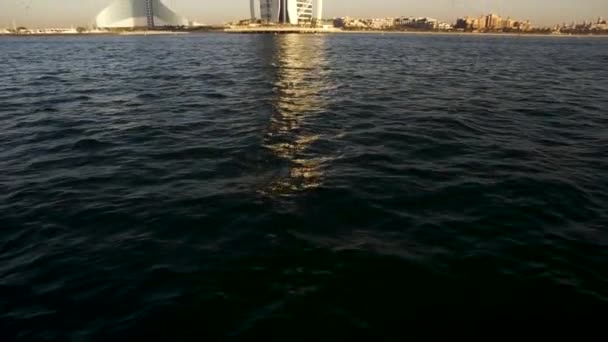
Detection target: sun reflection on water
<box><xmin>261</xmin><ymin>34</ymin><xmax>334</xmax><ymax>196</ymax></box>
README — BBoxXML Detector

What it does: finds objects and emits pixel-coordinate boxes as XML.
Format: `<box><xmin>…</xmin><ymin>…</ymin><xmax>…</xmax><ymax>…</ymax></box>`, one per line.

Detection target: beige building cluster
<box><xmin>456</xmin><ymin>14</ymin><xmax>532</xmax><ymax>31</ymax></box>
<box><xmin>334</xmin><ymin>16</ymin><xmax>453</xmax><ymax>31</ymax></box>
<box><xmin>556</xmin><ymin>17</ymin><xmax>608</xmax><ymax>33</ymax></box>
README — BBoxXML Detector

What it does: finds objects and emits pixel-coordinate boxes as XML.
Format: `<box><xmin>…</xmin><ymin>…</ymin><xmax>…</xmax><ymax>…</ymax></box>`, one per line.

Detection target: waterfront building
<box><xmin>516</xmin><ymin>20</ymin><xmax>532</xmax><ymax>31</ymax></box>
<box><xmin>436</xmin><ymin>22</ymin><xmax>453</xmax><ymax>30</ymax></box>
<box><xmin>477</xmin><ymin>16</ymin><xmax>488</xmax><ymax>29</ymax></box>
<box><xmin>250</xmin><ymin>0</ymin><xmax>323</xmax><ymax>25</ymax></box>
<box><xmin>456</xmin><ymin>17</ymin><xmax>483</xmax><ymax>30</ymax></box>
<box><xmin>589</xmin><ymin>17</ymin><xmax>608</xmax><ymax>30</ymax></box>
<box><xmin>485</xmin><ymin>14</ymin><xmax>502</xmax><ymax>29</ymax></box>
<box><xmin>395</xmin><ymin>17</ymin><xmax>452</xmax><ymax>30</ymax></box>
<box><xmin>502</xmin><ymin>18</ymin><xmax>516</xmax><ymax>29</ymax></box>
<box><xmin>334</xmin><ymin>17</ymin><xmax>368</xmax><ymax>29</ymax></box>
<box><xmin>22</xmin><ymin>28</ymin><xmax>79</xmax><ymax>34</ymax></box>
<box><xmin>337</xmin><ymin>16</ymin><xmax>451</xmax><ymax>31</ymax></box>
<box><xmin>370</xmin><ymin>18</ymin><xmax>395</xmax><ymax>29</ymax></box>
<box><xmin>456</xmin><ymin>14</ymin><xmax>532</xmax><ymax>31</ymax></box>
<box><xmin>96</xmin><ymin>0</ymin><xmax>191</xmax><ymax>28</ymax></box>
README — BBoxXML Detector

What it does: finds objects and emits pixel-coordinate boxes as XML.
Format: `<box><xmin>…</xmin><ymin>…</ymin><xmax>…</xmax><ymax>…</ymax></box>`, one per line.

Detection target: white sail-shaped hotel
<box><xmin>96</xmin><ymin>0</ymin><xmax>191</xmax><ymax>28</ymax></box>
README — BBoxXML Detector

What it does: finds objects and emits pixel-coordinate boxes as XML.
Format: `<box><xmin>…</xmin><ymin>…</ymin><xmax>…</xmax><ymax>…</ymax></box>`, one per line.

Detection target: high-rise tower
<box><xmin>250</xmin><ymin>0</ymin><xmax>323</xmax><ymax>25</ymax></box>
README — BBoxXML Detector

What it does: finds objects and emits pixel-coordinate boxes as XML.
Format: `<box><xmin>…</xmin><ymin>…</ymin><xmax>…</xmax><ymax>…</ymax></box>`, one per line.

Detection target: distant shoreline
<box><xmin>0</xmin><ymin>31</ymin><xmax>195</xmax><ymax>37</ymax></box>
<box><xmin>334</xmin><ymin>30</ymin><xmax>608</xmax><ymax>38</ymax></box>
<box><xmin>2</xmin><ymin>29</ymin><xmax>608</xmax><ymax>38</ymax></box>
<box><xmin>224</xmin><ymin>26</ymin><xmax>608</xmax><ymax>37</ymax></box>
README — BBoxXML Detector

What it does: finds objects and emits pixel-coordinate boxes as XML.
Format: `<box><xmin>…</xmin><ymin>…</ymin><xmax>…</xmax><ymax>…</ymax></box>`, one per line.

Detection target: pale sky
<box><xmin>1</xmin><ymin>0</ymin><xmax>607</xmax><ymax>28</ymax></box>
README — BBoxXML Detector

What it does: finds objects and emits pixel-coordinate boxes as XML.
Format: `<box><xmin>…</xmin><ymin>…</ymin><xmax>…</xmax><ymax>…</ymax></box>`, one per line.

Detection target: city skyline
<box><xmin>1</xmin><ymin>0</ymin><xmax>607</xmax><ymax>28</ymax></box>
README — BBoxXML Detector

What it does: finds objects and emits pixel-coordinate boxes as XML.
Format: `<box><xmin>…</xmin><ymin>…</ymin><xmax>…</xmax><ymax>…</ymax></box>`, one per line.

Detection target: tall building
<box><xmin>485</xmin><ymin>14</ymin><xmax>502</xmax><ymax>29</ymax></box>
<box><xmin>96</xmin><ymin>0</ymin><xmax>191</xmax><ymax>28</ymax></box>
<box><xmin>250</xmin><ymin>0</ymin><xmax>323</xmax><ymax>25</ymax></box>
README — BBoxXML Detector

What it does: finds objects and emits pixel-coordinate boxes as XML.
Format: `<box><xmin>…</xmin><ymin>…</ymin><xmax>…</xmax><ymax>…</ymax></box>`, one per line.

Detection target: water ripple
<box><xmin>0</xmin><ymin>33</ymin><xmax>607</xmax><ymax>339</ymax></box>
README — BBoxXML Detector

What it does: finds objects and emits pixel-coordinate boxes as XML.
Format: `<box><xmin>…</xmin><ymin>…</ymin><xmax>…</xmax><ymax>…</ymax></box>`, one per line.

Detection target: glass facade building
<box><xmin>251</xmin><ymin>0</ymin><xmax>323</xmax><ymax>25</ymax></box>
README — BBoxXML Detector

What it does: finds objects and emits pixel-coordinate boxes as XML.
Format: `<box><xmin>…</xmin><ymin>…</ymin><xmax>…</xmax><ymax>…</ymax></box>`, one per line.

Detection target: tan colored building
<box><xmin>485</xmin><ymin>14</ymin><xmax>502</xmax><ymax>29</ymax></box>
<box><xmin>456</xmin><ymin>14</ymin><xmax>532</xmax><ymax>31</ymax></box>
<box><xmin>502</xmin><ymin>18</ymin><xmax>516</xmax><ymax>29</ymax></box>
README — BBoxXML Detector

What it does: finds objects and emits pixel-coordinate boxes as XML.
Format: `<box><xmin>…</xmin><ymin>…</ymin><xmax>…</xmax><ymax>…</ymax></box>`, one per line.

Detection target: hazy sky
<box><xmin>1</xmin><ymin>0</ymin><xmax>607</xmax><ymax>28</ymax></box>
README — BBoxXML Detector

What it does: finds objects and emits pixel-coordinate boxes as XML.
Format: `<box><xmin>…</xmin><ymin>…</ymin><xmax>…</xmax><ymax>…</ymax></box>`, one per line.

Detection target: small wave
<box><xmin>203</xmin><ymin>92</ymin><xmax>228</xmax><ymax>99</ymax></box>
<box><xmin>32</xmin><ymin>106</ymin><xmax>59</xmax><ymax>113</ymax></box>
<box><xmin>72</xmin><ymin>138</ymin><xmax>111</xmax><ymax>151</ymax></box>
<box><xmin>36</xmin><ymin>75</ymin><xmax>62</xmax><ymax>81</ymax></box>
<box><xmin>135</xmin><ymin>93</ymin><xmax>160</xmax><ymax>100</ymax></box>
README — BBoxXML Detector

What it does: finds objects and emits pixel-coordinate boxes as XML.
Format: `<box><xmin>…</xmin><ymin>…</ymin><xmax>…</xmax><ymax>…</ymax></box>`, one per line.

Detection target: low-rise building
<box><xmin>590</xmin><ymin>23</ymin><xmax>608</xmax><ymax>30</ymax></box>
<box><xmin>455</xmin><ymin>17</ymin><xmax>484</xmax><ymax>30</ymax></box>
<box><xmin>29</xmin><ymin>28</ymin><xmax>80</xmax><ymax>34</ymax></box>
<box><xmin>334</xmin><ymin>17</ymin><xmax>369</xmax><ymax>29</ymax></box>
<box><xmin>456</xmin><ymin>14</ymin><xmax>532</xmax><ymax>31</ymax></box>
<box><xmin>369</xmin><ymin>18</ymin><xmax>395</xmax><ymax>29</ymax></box>
<box><xmin>436</xmin><ymin>22</ymin><xmax>453</xmax><ymax>30</ymax></box>
<box><xmin>590</xmin><ymin>17</ymin><xmax>608</xmax><ymax>31</ymax></box>
<box><xmin>556</xmin><ymin>19</ymin><xmax>608</xmax><ymax>34</ymax></box>
<box><xmin>395</xmin><ymin>17</ymin><xmax>452</xmax><ymax>30</ymax></box>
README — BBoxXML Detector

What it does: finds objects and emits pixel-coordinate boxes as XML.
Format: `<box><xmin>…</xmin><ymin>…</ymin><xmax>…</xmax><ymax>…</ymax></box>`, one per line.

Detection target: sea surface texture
<box><xmin>1</xmin><ymin>34</ymin><xmax>608</xmax><ymax>339</ymax></box>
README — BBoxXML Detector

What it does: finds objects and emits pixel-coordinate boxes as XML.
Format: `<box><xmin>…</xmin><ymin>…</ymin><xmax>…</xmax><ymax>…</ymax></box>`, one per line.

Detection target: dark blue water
<box><xmin>1</xmin><ymin>33</ymin><xmax>608</xmax><ymax>339</ymax></box>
